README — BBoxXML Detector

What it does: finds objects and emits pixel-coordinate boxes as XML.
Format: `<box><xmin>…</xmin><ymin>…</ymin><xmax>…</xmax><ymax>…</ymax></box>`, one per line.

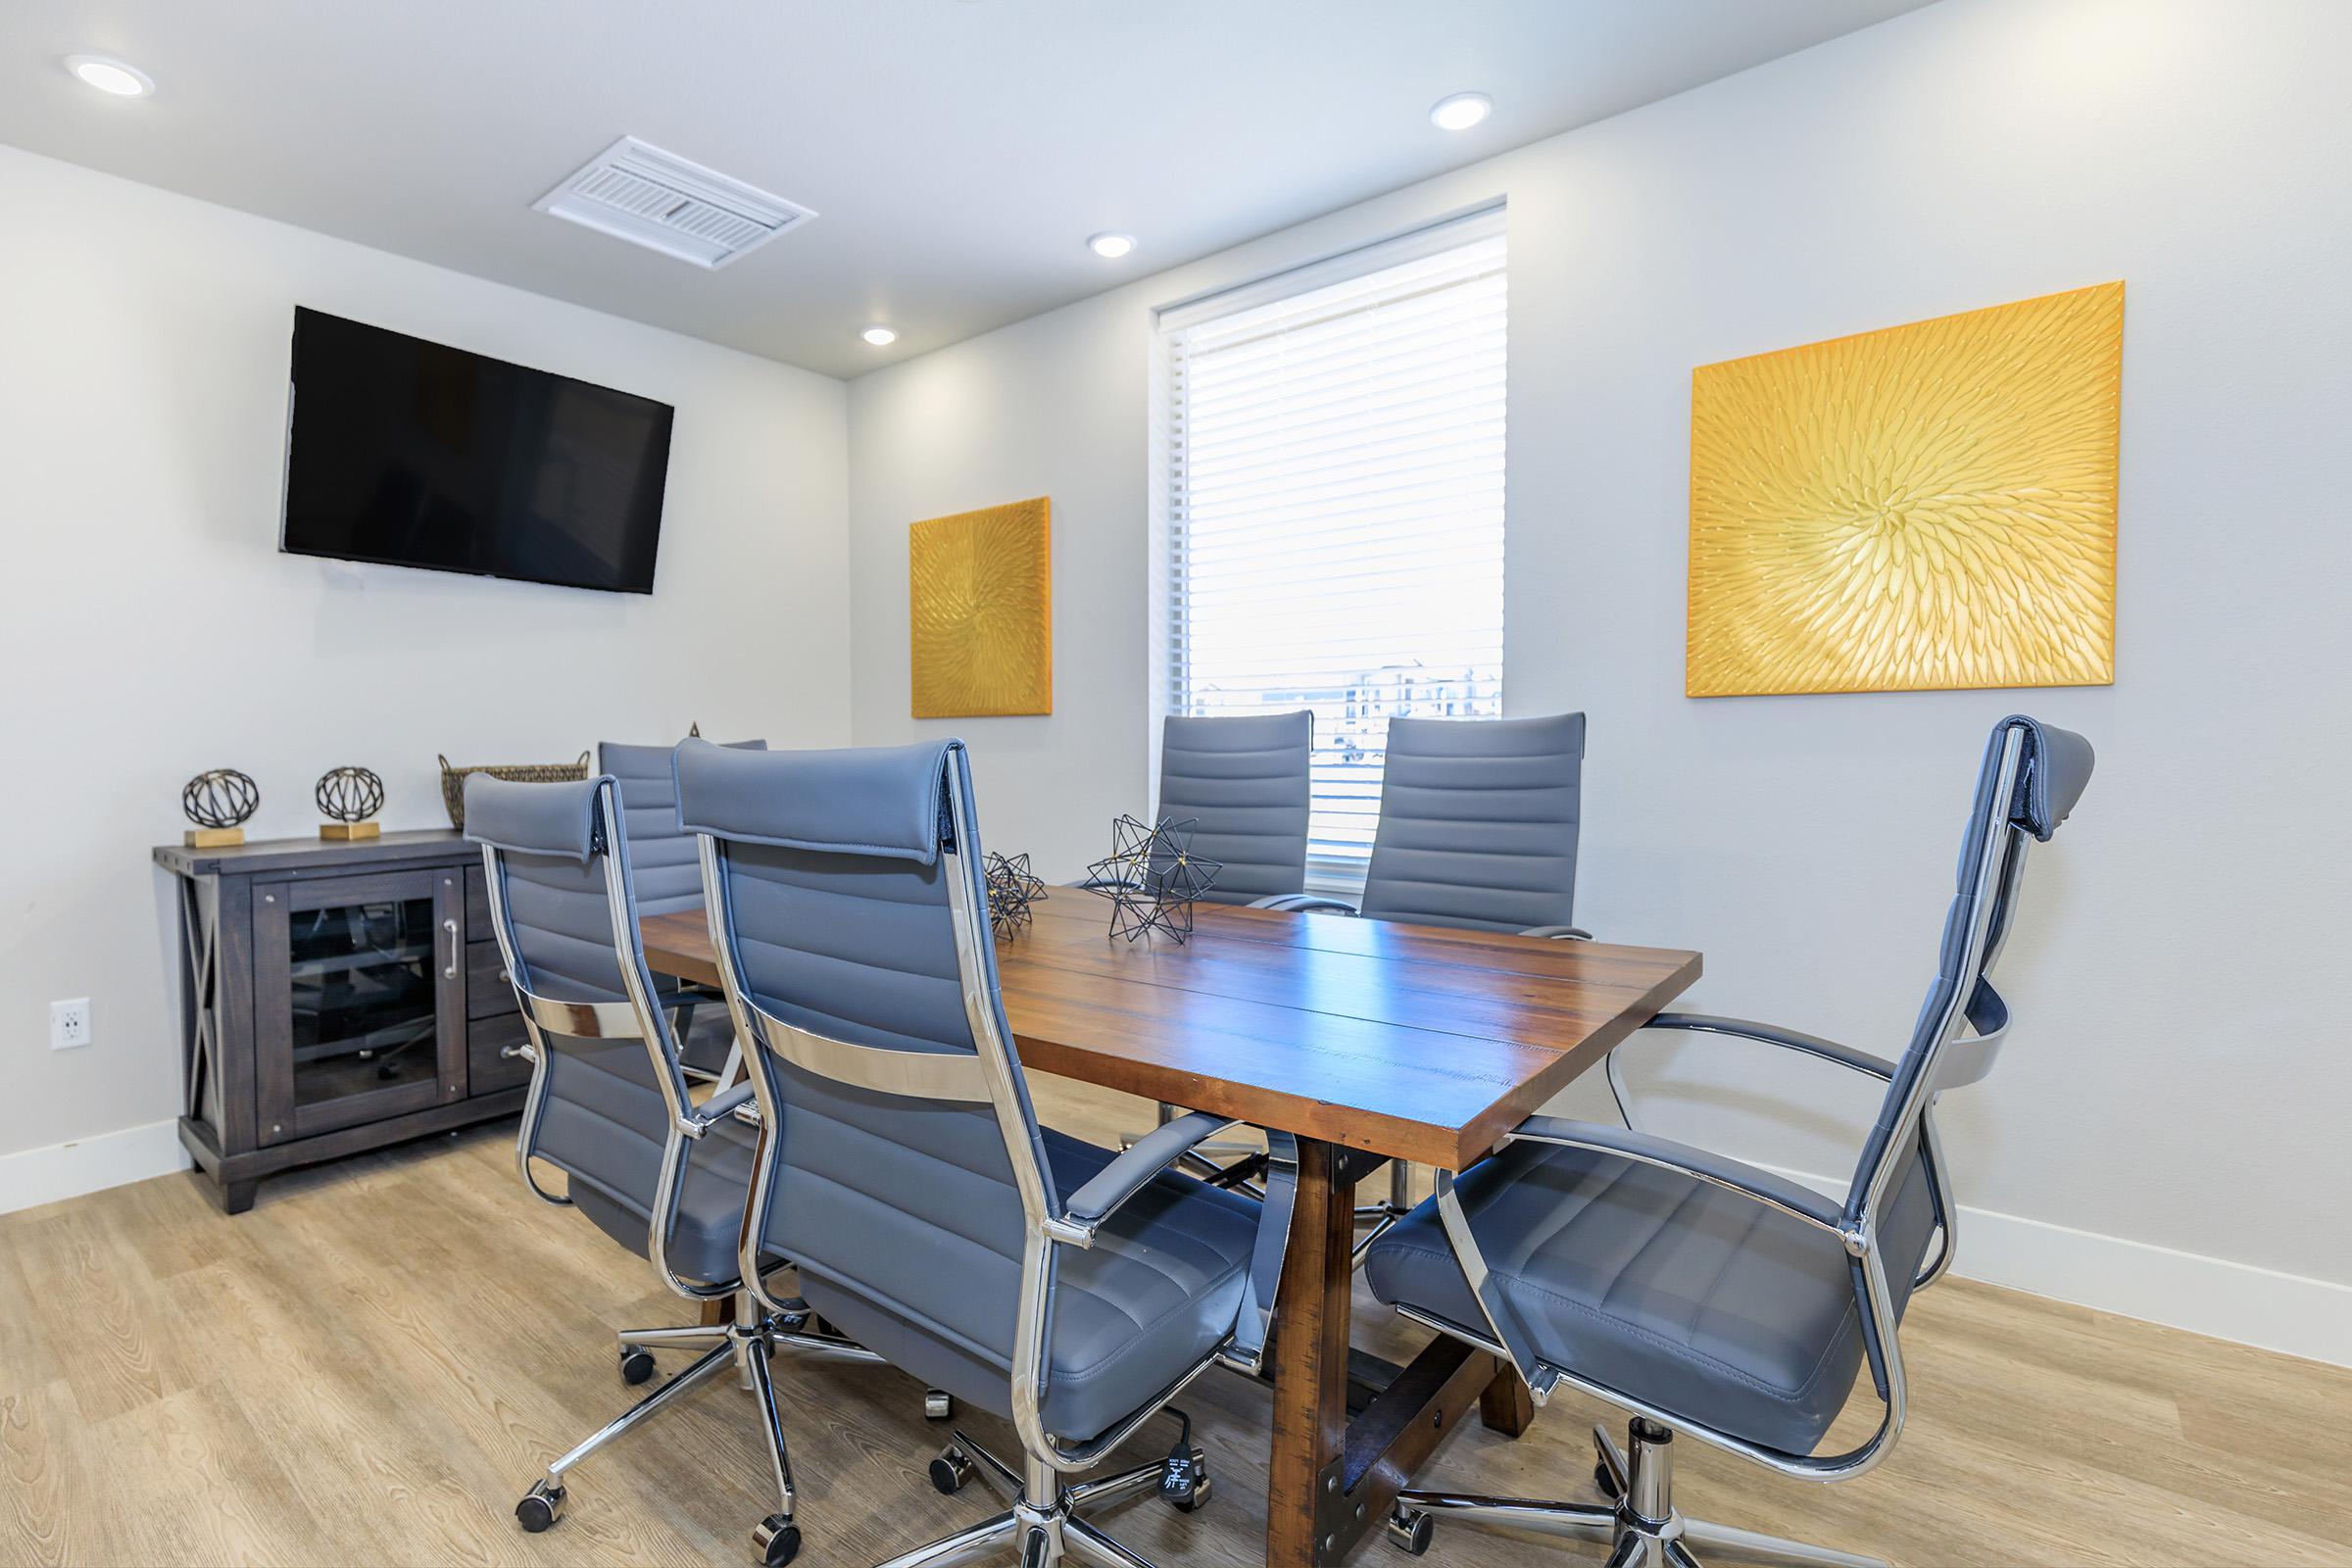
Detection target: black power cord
<box><xmin>1158</xmin><ymin>1407</ymin><xmax>1206</xmax><ymax>1509</ymax></box>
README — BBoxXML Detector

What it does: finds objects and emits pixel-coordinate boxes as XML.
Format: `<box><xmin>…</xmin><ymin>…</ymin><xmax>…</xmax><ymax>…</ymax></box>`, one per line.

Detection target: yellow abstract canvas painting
<box><xmin>909</xmin><ymin>496</ymin><xmax>1053</xmax><ymax>718</ymax></box>
<box><xmin>1688</xmin><ymin>282</ymin><xmax>2123</xmax><ymax>697</ymax></box>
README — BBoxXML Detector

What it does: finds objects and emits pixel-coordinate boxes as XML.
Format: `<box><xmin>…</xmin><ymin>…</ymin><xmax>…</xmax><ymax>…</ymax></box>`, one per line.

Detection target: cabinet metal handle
<box><xmin>443</xmin><ymin>917</ymin><xmax>461</xmax><ymax>979</ymax></box>
<box><xmin>501</xmin><ymin>1042</ymin><xmax>536</xmax><ymax>1062</ymax></box>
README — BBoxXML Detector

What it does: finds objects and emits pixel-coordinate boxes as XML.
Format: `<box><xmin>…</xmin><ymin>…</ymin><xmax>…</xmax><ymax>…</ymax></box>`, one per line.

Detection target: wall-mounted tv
<box><xmin>280</xmin><ymin>308</ymin><xmax>674</xmax><ymax>594</ymax></box>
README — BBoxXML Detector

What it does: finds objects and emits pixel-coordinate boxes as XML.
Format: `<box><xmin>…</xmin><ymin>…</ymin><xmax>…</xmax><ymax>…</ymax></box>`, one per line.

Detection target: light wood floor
<box><xmin>5</xmin><ymin>1082</ymin><xmax>2350</xmax><ymax>1568</ymax></box>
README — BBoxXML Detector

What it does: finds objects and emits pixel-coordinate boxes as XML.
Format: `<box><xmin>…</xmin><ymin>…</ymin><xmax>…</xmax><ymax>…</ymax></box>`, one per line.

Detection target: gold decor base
<box><xmin>183</xmin><ymin>827</ymin><xmax>245</xmax><ymax>849</ymax></box>
<box><xmin>319</xmin><ymin>821</ymin><xmax>381</xmax><ymax>841</ymax></box>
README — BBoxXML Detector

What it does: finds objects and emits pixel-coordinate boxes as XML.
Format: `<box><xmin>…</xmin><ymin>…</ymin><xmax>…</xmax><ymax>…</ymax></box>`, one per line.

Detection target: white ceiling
<box><xmin>0</xmin><ymin>1</ymin><xmax>1931</xmax><ymax>378</ymax></box>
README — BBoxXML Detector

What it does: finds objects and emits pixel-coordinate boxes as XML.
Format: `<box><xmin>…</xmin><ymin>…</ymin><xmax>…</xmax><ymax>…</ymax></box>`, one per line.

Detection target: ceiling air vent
<box><xmin>533</xmin><ymin>136</ymin><xmax>815</xmax><ymax>269</ymax></box>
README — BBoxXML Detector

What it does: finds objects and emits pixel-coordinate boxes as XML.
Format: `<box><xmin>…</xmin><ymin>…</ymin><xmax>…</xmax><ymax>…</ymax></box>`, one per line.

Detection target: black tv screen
<box><xmin>280</xmin><ymin>308</ymin><xmax>673</xmax><ymax>594</ymax></box>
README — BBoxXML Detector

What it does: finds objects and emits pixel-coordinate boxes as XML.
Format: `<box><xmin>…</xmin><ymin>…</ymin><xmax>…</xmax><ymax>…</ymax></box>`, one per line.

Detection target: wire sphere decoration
<box><xmin>180</xmin><ymin>768</ymin><xmax>260</xmax><ymax>830</ymax></box>
<box><xmin>315</xmin><ymin>765</ymin><xmax>385</xmax><ymax>824</ymax></box>
<box><xmin>1082</xmin><ymin>814</ymin><xmax>1222</xmax><ymax>944</ymax></box>
<box><xmin>984</xmin><ymin>851</ymin><xmax>1049</xmax><ymax>942</ymax></box>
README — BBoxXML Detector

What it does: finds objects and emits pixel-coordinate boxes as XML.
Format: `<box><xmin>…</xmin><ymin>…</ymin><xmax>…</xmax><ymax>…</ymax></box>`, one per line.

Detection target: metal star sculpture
<box><xmin>1082</xmin><ymin>814</ymin><xmax>1222</xmax><ymax>944</ymax></box>
<box><xmin>984</xmin><ymin>851</ymin><xmax>1048</xmax><ymax>942</ymax></box>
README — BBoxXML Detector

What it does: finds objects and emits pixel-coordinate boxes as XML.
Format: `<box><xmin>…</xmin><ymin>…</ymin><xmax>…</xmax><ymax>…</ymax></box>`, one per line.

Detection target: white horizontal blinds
<box><xmin>1163</xmin><ymin>210</ymin><xmax>1506</xmax><ymax>888</ymax></box>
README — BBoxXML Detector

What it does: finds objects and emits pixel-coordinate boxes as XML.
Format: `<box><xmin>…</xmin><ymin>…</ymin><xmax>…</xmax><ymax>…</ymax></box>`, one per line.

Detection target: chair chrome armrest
<box><xmin>1640</xmin><ymin>1013</ymin><xmax>1896</xmax><ymax>1079</ymax></box>
<box><xmin>679</xmin><ymin>1081</ymin><xmax>757</xmax><ymax>1137</ymax></box>
<box><xmin>1518</xmin><ymin>924</ymin><xmax>1592</xmax><ymax>940</ymax></box>
<box><xmin>1053</xmin><ymin>1110</ymin><xmax>1244</xmax><ymax>1245</ymax></box>
<box><xmin>1502</xmin><ymin>1115</ymin><xmax>1845</xmax><ymax>1236</ymax></box>
<box><xmin>1250</xmin><ymin>893</ymin><xmax>1358</xmax><ymax>914</ymax></box>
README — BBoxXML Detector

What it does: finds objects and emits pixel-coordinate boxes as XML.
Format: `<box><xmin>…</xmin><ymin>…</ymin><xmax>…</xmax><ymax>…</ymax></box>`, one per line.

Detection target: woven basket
<box><xmin>438</xmin><ymin>752</ymin><xmax>591</xmax><ymax>831</ymax></box>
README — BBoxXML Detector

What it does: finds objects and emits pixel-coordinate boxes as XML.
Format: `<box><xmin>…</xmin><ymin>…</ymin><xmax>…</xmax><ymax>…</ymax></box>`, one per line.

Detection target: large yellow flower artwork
<box><xmin>1688</xmin><ymin>282</ymin><xmax>2122</xmax><ymax>697</ymax></box>
<box><xmin>909</xmin><ymin>496</ymin><xmax>1053</xmax><ymax>718</ymax></box>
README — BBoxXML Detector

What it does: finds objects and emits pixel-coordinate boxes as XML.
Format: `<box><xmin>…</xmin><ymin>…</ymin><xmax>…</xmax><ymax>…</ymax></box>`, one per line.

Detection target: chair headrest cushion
<box><xmin>465</xmin><ymin>774</ymin><xmax>605</xmax><ymax>862</ymax></box>
<box><xmin>1999</xmin><ymin>714</ymin><xmax>2094</xmax><ymax>841</ymax></box>
<box><xmin>673</xmin><ymin>738</ymin><xmax>956</xmax><ymax>865</ymax></box>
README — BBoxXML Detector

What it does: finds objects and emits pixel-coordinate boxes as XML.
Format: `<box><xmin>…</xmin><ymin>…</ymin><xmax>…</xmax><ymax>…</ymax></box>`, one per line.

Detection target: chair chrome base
<box><xmin>886</xmin><ymin>1429</ymin><xmax>1208</xmax><ymax>1567</ymax></box>
<box><xmin>515</xmin><ymin>1299</ymin><xmax>885</xmax><ymax>1565</ymax></box>
<box><xmin>1388</xmin><ymin>1419</ymin><xmax>1886</xmax><ymax>1568</ymax></box>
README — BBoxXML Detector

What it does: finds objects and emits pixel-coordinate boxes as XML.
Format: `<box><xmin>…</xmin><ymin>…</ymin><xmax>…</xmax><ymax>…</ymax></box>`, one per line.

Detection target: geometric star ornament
<box><xmin>983</xmin><ymin>850</ymin><xmax>1049</xmax><ymax>942</ymax></box>
<box><xmin>1082</xmin><ymin>814</ymin><xmax>1221</xmax><ymax>944</ymax></box>
<box><xmin>1689</xmin><ymin>281</ymin><xmax>2123</xmax><ymax>697</ymax></box>
<box><xmin>909</xmin><ymin>496</ymin><xmax>1053</xmax><ymax>718</ymax></box>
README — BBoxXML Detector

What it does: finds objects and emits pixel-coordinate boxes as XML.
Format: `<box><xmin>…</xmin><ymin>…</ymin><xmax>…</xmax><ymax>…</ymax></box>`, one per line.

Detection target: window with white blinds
<box><xmin>1159</xmin><ymin>209</ymin><xmax>1506</xmax><ymax>889</ymax></box>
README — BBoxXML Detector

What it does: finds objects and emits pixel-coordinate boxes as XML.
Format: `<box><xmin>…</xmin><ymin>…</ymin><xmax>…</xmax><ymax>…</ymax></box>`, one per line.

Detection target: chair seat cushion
<box><xmin>800</xmin><ymin>1129</ymin><xmax>1257</xmax><ymax>1446</ymax></box>
<box><xmin>1365</xmin><ymin>1139</ymin><xmax>1869</xmax><ymax>1454</ymax></box>
<box><xmin>537</xmin><ymin>1038</ymin><xmax>758</xmax><ymax>1287</ymax></box>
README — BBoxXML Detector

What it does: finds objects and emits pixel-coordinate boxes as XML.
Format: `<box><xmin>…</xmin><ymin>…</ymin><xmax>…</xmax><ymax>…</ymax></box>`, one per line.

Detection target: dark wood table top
<box><xmin>640</xmin><ymin>900</ymin><xmax>1700</xmax><ymax>1171</ymax></box>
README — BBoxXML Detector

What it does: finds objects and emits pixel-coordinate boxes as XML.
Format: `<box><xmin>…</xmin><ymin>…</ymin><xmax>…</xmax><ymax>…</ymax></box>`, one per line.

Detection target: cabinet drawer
<box><xmin>468</xmin><ymin>1012</ymin><xmax>533</xmax><ymax>1095</ymax></box>
<box><xmin>466</xmin><ymin>940</ymin><xmax>518</xmax><ymax>1020</ymax></box>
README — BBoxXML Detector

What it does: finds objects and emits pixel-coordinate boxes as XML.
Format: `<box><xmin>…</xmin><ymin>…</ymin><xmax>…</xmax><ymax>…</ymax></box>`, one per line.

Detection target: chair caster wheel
<box><xmin>753</xmin><ymin>1513</ymin><xmax>800</xmax><ymax>1566</ymax></box>
<box><xmin>930</xmin><ymin>1445</ymin><xmax>974</xmax><ymax>1495</ymax></box>
<box><xmin>1592</xmin><ymin>1436</ymin><xmax>1625</xmax><ymax>1500</ymax></box>
<box><xmin>619</xmin><ymin>1347</ymin><xmax>658</xmax><ymax>1386</ymax></box>
<box><xmin>1387</xmin><ymin>1505</ymin><xmax>1432</xmax><ymax>1555</ymax></box>
<box><xmin>515</xmin><ymin>1480</ymin><xmax>565</xmax><ymax>1533</ymax></box>
<box><xmin>1373</xmin><ymin>1504</ymin><xmax>1430</xmax><ymax>1560</ymax></box>
<box><xmin>924</xmin><ymin>1389</ymin><xmax>955</xmax><ymax>1420</ymax></box>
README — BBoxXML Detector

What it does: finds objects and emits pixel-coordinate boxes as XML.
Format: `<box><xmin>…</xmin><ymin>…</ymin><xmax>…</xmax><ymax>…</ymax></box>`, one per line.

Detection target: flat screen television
<box><xmin>279</xmin><ymin>308</ymin><xmax>674</xmax><ymax>594</ymax></box>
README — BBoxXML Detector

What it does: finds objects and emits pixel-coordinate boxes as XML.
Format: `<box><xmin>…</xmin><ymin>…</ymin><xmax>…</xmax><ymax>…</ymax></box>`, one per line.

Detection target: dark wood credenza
<box><xmin>154</xmin><ymin>829</ymin><xmax>528</xmax><ymax>1212</ymax></box>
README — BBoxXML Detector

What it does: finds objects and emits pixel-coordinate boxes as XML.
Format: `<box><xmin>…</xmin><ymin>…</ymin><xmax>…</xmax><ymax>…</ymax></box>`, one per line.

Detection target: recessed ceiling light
<box><xmin>1429</xmin><ymin>92</ymin><xmax>1492</xmax><ymax>131</ymax></box>
<box><xmin>1087</xmin><ymin>232</ymin><xmax>1137</xmax><ymax>261</ymax></box>
<box><xmin>65</xmin><ymin>54</ymin><xmax>154</xmax><ymax>98</ymax></box>
<box><xmin>860</xmin><ymin>325</ymin><xmax>898</xmax><ymax>347</ymax></box>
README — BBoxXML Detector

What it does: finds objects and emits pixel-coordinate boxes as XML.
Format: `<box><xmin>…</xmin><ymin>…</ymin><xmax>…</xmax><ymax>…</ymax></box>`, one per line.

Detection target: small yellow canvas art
<box><xmin>1688</xmin><ymin>282</ymin><xmax>2123</xmax><ymax>697</ymax></box>
<box><xmin>909</xmin><ymin>496</ymin><xmax>1053</xmax><ymax>718</ymax></box>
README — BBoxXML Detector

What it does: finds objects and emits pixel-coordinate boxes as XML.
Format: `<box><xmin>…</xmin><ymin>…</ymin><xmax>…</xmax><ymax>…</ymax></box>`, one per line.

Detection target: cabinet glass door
<box><xmin>255</xmin><ymin>868</ymin><xmax>465</xmax><ymax>1144</ymax></box>
<box><xmin>287</xmin><ymin>895</ymin><xmax>439</xmax><ymax>1107</ymax></box>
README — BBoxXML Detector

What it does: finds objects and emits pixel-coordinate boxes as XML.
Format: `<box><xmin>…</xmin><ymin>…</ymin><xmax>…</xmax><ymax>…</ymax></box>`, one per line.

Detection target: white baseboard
<box><xmin>1761</xmin><ymin>1162</ymin><xmax>2352</xmax><ymax>1370</ymax></box>
<box><xmin>0</xmin><ymin>1119</ymin><xmax>191</xmax><ymax>1217</ymax></box>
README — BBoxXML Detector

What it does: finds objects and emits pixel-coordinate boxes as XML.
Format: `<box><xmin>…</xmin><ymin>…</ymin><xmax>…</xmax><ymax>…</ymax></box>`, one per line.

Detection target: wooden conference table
<box><xmin>640</xmin><ymin>898</ymin><xmax>1700</xmax><ymax>1566</ymax></box>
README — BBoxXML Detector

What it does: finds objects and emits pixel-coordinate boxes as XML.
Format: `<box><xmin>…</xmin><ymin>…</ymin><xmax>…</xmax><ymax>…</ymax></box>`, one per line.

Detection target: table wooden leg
<box><xmin>1480</xmin><ymin>1360</ymin><xmax>1536</xmax><ymax>1437</ymax></box>
<box><xmin>1267</xmin><ymin>1139</ymin><xmax>1354</xmax><ymax>1566</ymax></box>
<box><xmin>1264</xmin><ymin>1142</ymin><xmax>1518</xmax><ymax>1563</ymax></box>
<box><xmin>700</xmin><ymin>1293</ymin><xmax>732</xmax><ymax>1328</ymax></box>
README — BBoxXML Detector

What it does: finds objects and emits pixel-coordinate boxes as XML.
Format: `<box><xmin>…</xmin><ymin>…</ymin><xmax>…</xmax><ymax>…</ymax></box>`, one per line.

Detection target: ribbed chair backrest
<box><xmin>1156</xmin><ymin>711</ymin><xmax>1312</xmax><ymax>904</ymax></box>
<box><xmin>600</xmin><ymin>738</ymin><xmax>767</xmax><ymax>914</ymax></box>
<box><xmin>1838</xmin><ymin>714</ymin><xmax>2093</xmax><ymax>1389</ymax></box>
<box><xmin>674</xmin><ymin>738</ymin><xmax>1059</xmax><ymax>1414</ymax></box>
<box><xmin>464</xmin><ymin>773</ymin><xmax>701</xmax><ymax>1266</ymax></box>
<box><xmin>1356</xmin><ymin>712</ymin><xmax>1587</xmax><ymax>933</ymax></box>
<box><xmin>1851</xmin><ymin>714</ymin><xmax>2094</xmax><ymax>1214</ymax></box>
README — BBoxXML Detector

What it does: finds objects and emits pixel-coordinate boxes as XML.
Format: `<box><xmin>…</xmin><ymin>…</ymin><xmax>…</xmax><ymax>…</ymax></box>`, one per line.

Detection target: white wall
<box><xmin>849</xmin><ymin>0</ymin><xmax>2352</xmax><ymax>1354</ymax></box>
<box><xmin>0</xmin><ymin>144</ymin><xmax>852</xmax><ymax>1175</ymax></box>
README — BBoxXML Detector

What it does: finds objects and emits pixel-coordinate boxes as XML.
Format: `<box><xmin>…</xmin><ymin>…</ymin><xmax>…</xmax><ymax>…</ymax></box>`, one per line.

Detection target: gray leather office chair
<box><xmin>1266</xmin><ymin>710</ymin><xmax>1587</xmax><ymax>933</ymax></box>
<box><xmin>676</xmin><ymin>736</ymin><xmax>1261</xmax><ymax>1568</ymax></box>
<box><xmin>1264</xmin><ymin>711</ymin><xmax>1591</xmax><ymax>1239</ymax></box>
<box><xmin>602</xmin><ymin>737</ymin><xmax>766</xmax><ymax>1079</ymax></box>
<box><xmin>1364</xmin><ymin>714</ymin><xmax>2094</xmax><ymax>1568</ymax></box>
<box><xmin>466</xmin><ymin>771</ymin><xmax>883</xmax><ymax>1567</ymax></box>
<box><xmin>1157</xmin><ymin>710</ymin><xmax>1314</xmax><ymax>904</ymax></box>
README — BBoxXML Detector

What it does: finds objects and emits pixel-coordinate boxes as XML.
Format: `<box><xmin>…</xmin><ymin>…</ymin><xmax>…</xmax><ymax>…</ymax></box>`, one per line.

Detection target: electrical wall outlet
<box><xmin>51</xmin><ymin>998</ymin><xmax>91</xmax><ymax>1050</ymax></box>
